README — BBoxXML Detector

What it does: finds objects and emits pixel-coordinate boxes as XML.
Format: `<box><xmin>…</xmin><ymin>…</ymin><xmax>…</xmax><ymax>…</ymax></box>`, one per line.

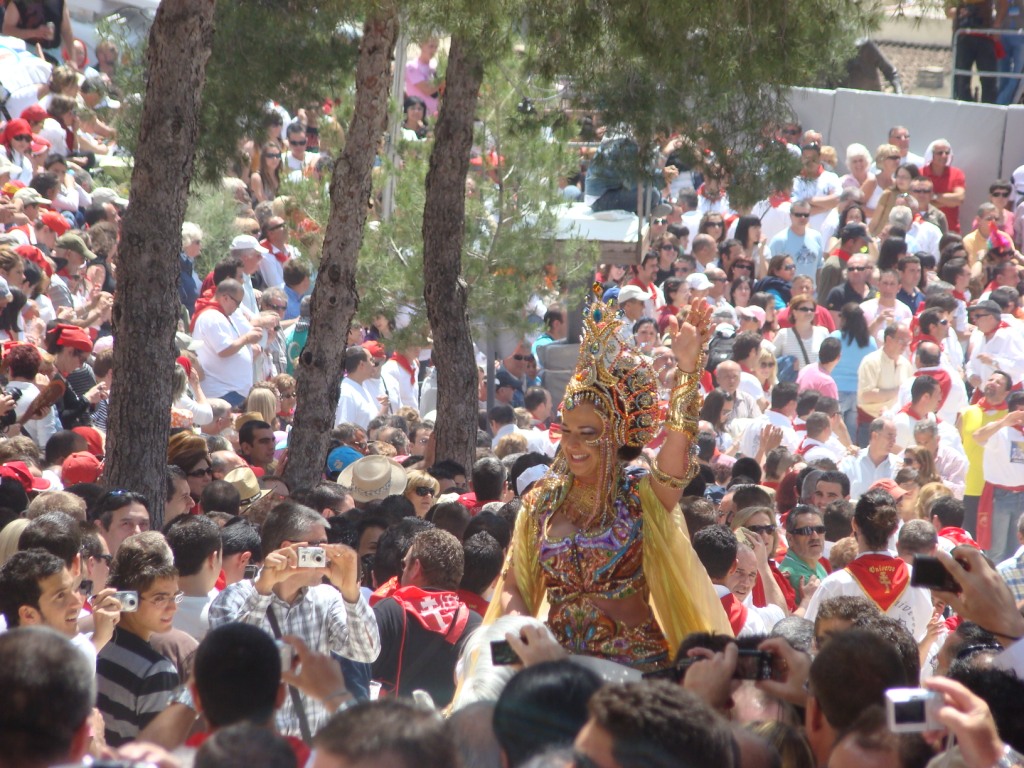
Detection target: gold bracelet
<box><xmin>665</xmin><ymin>376</ymin><xmax>703</xmax><ymax>436</ymax></box>
<box><xmin>649</xmin><ymin>461</ymin><xmax>690</xmax><ymax>489</ymax></box>
<box><xmin>675</xmin><ymin>347</ymin><xmax>706</xmax><ymax>379</ymax></box>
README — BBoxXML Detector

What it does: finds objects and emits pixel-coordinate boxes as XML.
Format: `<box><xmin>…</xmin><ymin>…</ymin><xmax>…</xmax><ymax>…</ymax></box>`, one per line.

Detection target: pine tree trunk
<box><xmin>422</xmin><ymin>38</ymin><xmax>484</xmax><ymax>473</ymax></box>
<box><xmin>103</xmin><ymin>0</ymin><xmax>215</xmax><ymax>524</ymax></box>
<box><xmin>283</xmin><ymin>10</ymin><xmax>398</xmax><ymax>491</ymax></box>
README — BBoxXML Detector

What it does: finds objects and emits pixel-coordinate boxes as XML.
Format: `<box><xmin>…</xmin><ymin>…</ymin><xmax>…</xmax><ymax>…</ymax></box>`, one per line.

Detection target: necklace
<box><xmin>561</xmin><ymin>480</ymin><xmax>608</xmax><ymax>530</ymax></box>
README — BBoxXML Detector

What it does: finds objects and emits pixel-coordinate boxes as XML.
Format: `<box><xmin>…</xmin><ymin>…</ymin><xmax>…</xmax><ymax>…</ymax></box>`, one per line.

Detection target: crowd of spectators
<box><xmin>5</xmin><ymin>21</ymin><xmax>1024</xmax><ymax>768</ymax></box>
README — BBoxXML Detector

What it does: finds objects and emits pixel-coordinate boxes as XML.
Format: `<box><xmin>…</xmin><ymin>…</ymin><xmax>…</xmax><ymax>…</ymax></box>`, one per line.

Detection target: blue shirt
<box><xmin>896</xmin><ymin>287</ymin><xmax>925</xmax><ymax>313</ymax></box>
<box><xmin>828</xmin><ymin>330</ymin><xmax>877</xmax><ymax>392</ymax></box>
<box><xmin>284</xmin><ymin>285</ymin><xmax>306</xmax><ymax>321</ymax></box>
<box><xmin>768</xmin><ymin>228</ymin><xmax>824</xmax><ymax>283</ymax></box>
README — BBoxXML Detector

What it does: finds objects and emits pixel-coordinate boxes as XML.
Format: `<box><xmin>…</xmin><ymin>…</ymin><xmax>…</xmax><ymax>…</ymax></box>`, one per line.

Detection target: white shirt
<box><xmin>802</xmin><ymin>551</ymin><xmax>934</xmax><ymax>645</ymax></box>
<box><xmin>841</xmin><ymin>448</ymin><xmax>900</xmax><ymax>500</ymax></box>
<box><xmin>799</xmin><ymin>437</ymin><xmax>837</xmax><ymax>465</ymax></box>
<box><xmin>909</xmin><ymin>219</ymin><xmax>943</xmax><ymax>259</ymax></box>
<box><xmin>750</xmin><ymin>199</ymin><xmax>792</xmax><ymax>244</ymax></box>
<box><xmin>380</xmin><ymin>357</ymin><xmax>419</xmax><ymax>410</ymax></box>
<box><xmin>739</xmin><ymin>410</ymin><xmax>800</xmax><ymax>458</ymax></box>
<box><xmin>714</xmin><ymin>584</ymin><xmax>767</xmax><ymax>638</ymax></box>
<box><xmin>335</xmin><ymin>377</ymin><xmax>379</xmax><ymax>430</ymax></box>
<box><xmin>982</xmin><ymin>424</ymin><xmax>1024</xmax><ymax>489</ymax></box>
<box><xmin>738</xmin><ymin>371</ymin><xmax>764</xmax><ymax>404</ymax></box>
<box><xmin>363</xmin><ymin>371</ymin><xmax>402</xmax><ymax>416</ymax></box>
<box><xmin>491</xmin><ymin>423</ymin><xmax>556</xmax><ymax>458</ymax></box>
<box><xmin>892</xmin><ymin>410</ymin><xmax>963</xmax><ymax>454</ymax></box>
<box><xmin>966</xmin><ymin>325</ymin><xmax>1024</xmax><ymax>386</ymax></box>
<box><xmin>793</xmin><ymin>170</ymin><xmax>841</xmax><ymax>232</ymax></box>
<box><xmin>742</xmin><ymin>591</ymin><xmax>785</xmax><ymax>633</ymax></box>
<box><xmin>194</xmin><ymin>308</ymin><xmax>254</xmax><ymax>399</ymax></box>
<box><xmin>896</xmin><ymin>367</ymin><xmax>968</xmax><ymax>427</ymax></box>
<box><xmin>860</xmin><ymin>298</ymin><xmax>913</xmax><ymax>346</ymax></box>
<box><xmin>174</xmin><ymin>589</ymin><xmax>218</xmax><ymax>642</ymax></box>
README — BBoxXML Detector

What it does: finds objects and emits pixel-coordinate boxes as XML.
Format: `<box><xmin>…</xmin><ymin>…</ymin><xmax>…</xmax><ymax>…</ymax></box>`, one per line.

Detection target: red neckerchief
<box><xmin>984</xmin><ymin>320</ymin><xmax>1011</xmax><ymax>342</ymax></box>
<box><xmin>752</xmin><ymin>563</ymin><xmax>798</xmax><ymax>612</ymax></box>
<box><xmin>951</xmin><ymin>289</ymin><xmax>968</xmax><ymax>303</ymax></box>
<box><xmin>720</xmin><ymin>592</ymin><xmax>748</xmax><ymax>636</ymax></box>
<box><xmin>909</xmin><ymin>332</ymin><xmax>944</xmax><ymax>355</ymax></box>
<box><xmin>793</xmin><ymin>422</ymin><xmax>806</xmax><ymax>432</ymax></box>
<box><xmin>214</xmin><ymin>569</ymin><xmax>226</xmax><ymax>591</ymax></box>
<box><xmin>48</xmin><ymin>111</ymin><xmax>75</xmax><ymax>155</ymax></box>
<box><xmin>390</xmin><ymin>352</ymin><xmax>416</xmax><ymax>386</ymax></box>
<box><xmin>455</xmin><ymin>589</ymin><xmax>489</xmax><ymax>616</ymax></box>
<box><xmin>975</xmin><ymin>397</ymin><xmax>1008</xmax><ymax>413</ymax></box>
<box><xmin>390</xmin><ymin>586</ymin><xmax>470</xmax><ymax>642</ymax></box>
<box><xmin>985</xmin><ymin>280</ymin><xmax>1001</xmax><ymax>293</ymax></box>
<box><xmin>913</xmin><ymin>213</ymin><xmax>923</xmax><ymax>224</ymax></box>
<box><xmin>898</xmin><ymin>402</ymin><xmax>939</xmax><ymax>423</ymax></box>
<box><xmin>830</xmin><ymin>246</ymin><xmax>852</xmax><ymax>264</ymax></box>
<box><xmin>189</xmin><ymin>296</ymin><xmax>230</xmax><ymax>333</ymax></box>
<box><xmin>938</xmin><ymin>527</ymin><xmax>981</xmax><ymax>549</ymax></box>
<box><xmin>697</xmin><ymin>183</ymin><xmax>722</xmax><ymax>201</ymax></box>
<box><xmin>768</xmin><ymin>191</ymin><xmax>790</xmax><ymax>208</ymax></box>
<box><xmin>796</xmin><ymin>438</ymin><xmax>820</xmax><ymax>456</ymax></box>
<box><xmin>740</xmin><ymin>363</ymin><xmax>755</xmax><ymax>376</ymax></box>
<box><xmin>800</xmin><ymin>164</ymin><xmax>824</xmax><ymax>180</ymax></box>
<box><xmin>369</xmin><ymin>575</ymin><xmax>400</xmax><ymax>606</ymax></box>
<box><xmin>186</xmin><ymin>732</ymin><xmax>309</xmax><ymax>767</ymax></box>
<box><xmin>914</xmin><ymin>368</ymin><xmax>951</xmax><ymax>408</ymax></box>
<box><xmin>846</xmin><ymin>553</ymin><xmax>910</xmax><ymax>611</ymax></box>
<box><xmin>260</xmin><ymin>238</ymin><xmax>288</xmax><ymax>264</ymax></box>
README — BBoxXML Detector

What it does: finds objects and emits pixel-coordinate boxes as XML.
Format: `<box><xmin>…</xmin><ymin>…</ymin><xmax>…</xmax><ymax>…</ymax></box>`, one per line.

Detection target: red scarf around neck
<box><xmin>914</xmin><ymin>368</ymin><xmax>951</xmax><ymax>408</ymax></box>
<box><xmin>846</xmin><ymin>554</ymin><xmax>910</xmax><ymax>612</ymax></box>
<box><xmin>261</xmin><ymin>238</ymin><xmax>288</xmax><ymax>264</ymax></box>
<box><xmin>390</xmin><ymin>352</ymin><xmax>416</xmax><ymax>385</ymax></box>
<box><xmin>720</xmin><ymin>592</ymin><xmax>748</xmax><ymax>636</ymax></box>
<box><xmin>909</xmin><ymin>332</ymin><xmax>944</xmax><ymax>355</ymax></box>
<box><xmin>189</xmin><ymin>295</ymin><xmax>230</xmax><ymax>332</ymax></box>
<box><xmin>390</xmin><ymin>585</ymin><xmax>470</xmax><ymax>642</ymax></box>
<box><xmin>984</xmin><ymin>320</ymin><xmax>1011</xmax><ymax>342</ymax></box>
<box><xmin>899</xmin><ymin>402</ymin><xmax>939</xmax><ymax>423</ymax></box>
<box><xmin>975</xmin><ymin>396</ymin><xmax>1008</xmax><ymax>413</ymax></box>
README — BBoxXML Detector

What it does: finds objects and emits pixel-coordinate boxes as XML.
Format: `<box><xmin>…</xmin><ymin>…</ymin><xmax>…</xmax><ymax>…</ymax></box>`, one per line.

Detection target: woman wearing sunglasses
<box><xmin>0</xmin><ymin>117</ymin><xmax>34</xmax><ymax>183</ymax></box>
<box><xmin>773</xmin><ymin>294</ymin><xmax>829</xmax><ymax>375</ymax></box>
<box><xmin>167</xmin><ymin>431</ymin><xmax>213</xmax><ymax>506</ymax></box>
<box><xmin>403</xmin><ymin>469</ymin><xmax>441</xmax><ymax>518</ymax></box>
<box><xmin>731</xmin><ymin>505</ymin><xmax>796</xmax><ymax>613</ymax></box>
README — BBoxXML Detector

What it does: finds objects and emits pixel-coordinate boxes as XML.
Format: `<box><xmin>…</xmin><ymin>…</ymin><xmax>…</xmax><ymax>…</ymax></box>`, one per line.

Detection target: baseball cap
<box><xmin>969</xmin><ymin>299</ymin><xmax>1002</xmax><ymax>316</ymax></box>
<box><xmin>616</xmin><ymin>285</ymin><xmax>651</xmax><ymax>304</ymax></box>
<box><xmin>686</xmin><ymin>272</ymin><xmax>713</xmax><ymax>291</ymax></box>
<box><xmin>361</xmin><ymin>340</ymin><xmax>386</xmax><ymax>359</ymax></box>
<box><xmin>230</xmin><ymin>234</ymin><xmax>269</xmax><ymax>254</ymax></box>
<box><xmin>39</xmin><ymin>210</ymin><xmax>71</xmax><ymax>235</ymax></box>
<box><xmin>14</xmin><ymin>187</ymin><xmax>50</xmax><ymax>206</ymax></box>
<box><xmin>737</xmin><ymin>305</ymin><xmax>766</xmax><ymax>325</ymax></box>
<box><xmin>840</xmin><ymin>222</ymin><xmax>869</xmax><ymax>241</ymax></box>
<box><xmin>55</xmin><ymin>233</ymin><xmax>98</xmax><ymax>262</ymax></box>
<box><xmin>495</xmin><ymin>369</ymin><xmax>523</xmax><ymax>391</ymax></box>
<box><xmin>868</xmin><ymin>478</ymin><xmax>907</xmax><ymax>501</ymax></box>
<box><xmin>91</xmin><ymin>187</ymin><xmax>129</xmax><ymax>207</ymax></box>
<box><xmin>19</xmin><ymin>104</ymin><xmax>47</xmax><ymax>123</ymax></box>
<box><xmin>61</xmin><ymin>451</ymin><xmax>103</xmax><ymax>485</ymax></box>
<box><xmin>0</xmin><ymin>461</ymin><xmax>52</xmax><ymax>493</ymax></box>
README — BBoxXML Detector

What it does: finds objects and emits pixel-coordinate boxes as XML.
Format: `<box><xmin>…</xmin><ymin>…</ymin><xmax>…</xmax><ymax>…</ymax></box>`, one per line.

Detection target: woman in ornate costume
<box><xmin>491</xmin><ymin>288</ymin><xmax>731</xmax><ymax>671</ymax></box>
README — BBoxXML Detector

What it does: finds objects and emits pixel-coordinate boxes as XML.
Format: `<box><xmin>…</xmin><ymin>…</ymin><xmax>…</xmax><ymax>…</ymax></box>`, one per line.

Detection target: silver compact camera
<box><xmin>111</xmin><ymin>590</ymin><xmax>139</xmax><ymax>612</ymax></box>
<box><xmin>885</xmin><ymin>688</ymin><xmax>942</xmax><ymax>733</ymax></box>
<box><xmin>296</xmin><ymin>546</ymin><xmax>327</xmax><ymax>568</ymax></box>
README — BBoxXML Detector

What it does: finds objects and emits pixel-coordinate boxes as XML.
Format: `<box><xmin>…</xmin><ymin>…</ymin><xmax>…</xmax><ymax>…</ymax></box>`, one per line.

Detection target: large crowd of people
<box><xmin>5</xmin><ymin>20</ymin><xmax>1024</xmax><ymax>768</ymax></box>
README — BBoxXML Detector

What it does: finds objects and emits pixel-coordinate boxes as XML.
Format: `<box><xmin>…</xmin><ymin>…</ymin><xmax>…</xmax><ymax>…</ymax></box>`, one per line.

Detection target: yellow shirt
<box><xmin>857</xmin><ymin>348</ymin><xmax>913</xmax><ymax>418</ymax></box>
<box><xmin>961</xmin><ymin>403</ymin><xmax>1007</xmax><ymax>496</ymax></box>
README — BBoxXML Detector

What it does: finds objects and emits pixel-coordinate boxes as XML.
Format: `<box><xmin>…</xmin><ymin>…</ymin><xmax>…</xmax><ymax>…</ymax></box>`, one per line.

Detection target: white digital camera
<box><xmin>296</xmin><ymin>546</ymin><xmax>327</xmax><ymax>568</ymax></box>
<box><xmin>885</xmin><ymin>688</ymin><xmax>942</xmax><ymax>733</ymax></box>
<box><xmin>111</xmin><ymin>590</ymin><xmax>139</xmax><ymax>612</ymax></box>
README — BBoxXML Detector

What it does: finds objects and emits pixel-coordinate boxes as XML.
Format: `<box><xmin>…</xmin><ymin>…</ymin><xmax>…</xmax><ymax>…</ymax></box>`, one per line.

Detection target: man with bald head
<box><xmin>211</xmin><ymin>450</ymin><xmax>248</xmax><ymax>481</ymax></box>
<box><xmin>714</xmin><ymin>360</ymin><xmax>761</xmax><ymax>421</ymax></box>
<box><xmin>896</xmin><ymin>340</ymin><xmax>967</xmax><ymax>425</ymax></box>
<box><xmin>690</xmin><ymin>233</ymin><xmax>718</xmax><ymax>272</ymax></box>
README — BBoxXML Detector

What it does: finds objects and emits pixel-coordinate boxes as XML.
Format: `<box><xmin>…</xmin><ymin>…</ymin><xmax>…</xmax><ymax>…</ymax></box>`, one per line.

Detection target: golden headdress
<box><xmin>561</xmin><ymin>284</ymin><xmax>660</xmax><ymax>448</ymax></box>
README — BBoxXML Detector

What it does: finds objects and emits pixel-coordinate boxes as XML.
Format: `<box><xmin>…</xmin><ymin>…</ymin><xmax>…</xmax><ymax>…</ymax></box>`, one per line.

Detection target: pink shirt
<box><xmin>405</xmin><ymin>59</ymin><xmax>439</xmax><ymax>116</ymax></box>
<box><xmin>797</xmin><ymin>363</ymin><xmax>839</xmax><ymax>399</ymax></box>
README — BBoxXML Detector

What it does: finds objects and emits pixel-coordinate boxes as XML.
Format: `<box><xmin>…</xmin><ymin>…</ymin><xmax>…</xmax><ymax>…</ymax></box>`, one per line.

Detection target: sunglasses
<box><xmin>706</xmin><ymin>221</ymin><xmax>724</xmax><ymax>228</ymax></box>
<box><xmin>780</xmin><ymin>264</ymin><xmax>796</xmax><ymax>271</ymax></box>
<box><xmin>289</xmin><ymin>139</ymin><xmax>307</xmax><ymax>146</ymax></box>
<box><xmin>791</xmin><ymin>212</ymin><xmax>810</xmax><ymax>219</ymax></box>
<box><xmin>847</xmin><ymin>266</ymin><xmax>868</xmax><ymax>272</ymax></box>
<box><xmin>937</xmin><ymin>318</ymin><xmax>950</xmax><ymax>325</ymax></box>
<box><xmin>782</xmin><ymin>128</ymin><xmax>802</xmax><ymax>136</ymax></box>
<box><xmin>12</xmin><ymin>134</ymin><xmax>30</xmax><ymax>142</ymax></box>
<box><xmin>414</xmin><ymin>486</ymin><xmax>435</xmax><ymax>497</ymax></box>
<box><xmin>911</xmin><ymin>188</ymin><xmax>932</xmax><ymax>194</ymax></box>
<box><xmin>512</xmin><ymin>354</ymin><xmax>534</xmax><ymax>361</ymax></box>
<box><xmin>280</xmin><ymin>391</ymin><xmax>296</xmax><ymax>398</ymax></box>
<box><xmin>747</xmin><ymin>524</ymin><xmax>777</xmax><ymax>535</ymax></box>
<box><xmin>266</xmin><ymin>223</ymin><xmax>286</xmax><ymax>232</ymax></box>
<box><xmin>187</xmin><ymin>467</ymin><xmax>213</xmax><ymax>478</ymax></box>
<box><xmin>886</xmin><ymin>155</ymin><xmax>900</xmax><ymax>161</ymax></box>
<box><xmin>795</xmin><ymin>306</ymin><xmax>815</xmax><ymax>313</ymax></box>
<box><xmin>992</xmin><ymin>191</ymin><xmax>1011</xmax><ymax>197</ymax></box>
<box><xmin>791</xmin><ymin>525</ymin><xmax>826</xmax><ymax>536</ymax></box>
<box><xmin>264</xmin><ymin>152</ymin><xmax>282</xmax><ymax>159</ymax></box>
<box><xmin>760</xmin><ymin>361</ymin><xmax>776</xmax><ymax>368</ymax></box>
<box><xmin>269</xmin><ymin>303</ymin><xmax>287</xmax><ymax>311</ymax></box>
<box><xmin>660</xmin><ymin>243</ymin><xmax>677</xmax><ymax>251</ymax></box>
<box><xmin>734</xmin><ymin>262</ymin><xmax>753</xmax><ymax>270</ymax></box>
<box><xmin>654</xmin><ymin>217</ymin><xmax>667</xmax><ymax>225</ymax></box>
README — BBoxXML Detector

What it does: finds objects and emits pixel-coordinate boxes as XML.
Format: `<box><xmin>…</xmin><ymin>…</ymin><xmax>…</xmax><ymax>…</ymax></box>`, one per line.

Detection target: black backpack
<box><xmin>705</xmin><ymin>329</ymin><xmax>735</xmax><ymax>374</ymax></box>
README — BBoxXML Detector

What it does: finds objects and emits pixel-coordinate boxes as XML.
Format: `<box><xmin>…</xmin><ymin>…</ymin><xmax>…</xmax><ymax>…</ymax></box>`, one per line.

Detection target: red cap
<box><xmin>30</xmin><ymin>135</ymin><xmax>50</xmax><ymax>156</ymax></box>
<box><xmin>72</xmin><ymin>427</ymin><xmax>104</xmax><ymax>457</ymax></box>
<box><xmin>0</xmin><ymin>461</ymin><xmax>52</xmax><ymax>493</ymax></box>
<box><xmin>50</xmin><ymin>324</ymin><xmax>93</xmax><ymax>353</ymax></box>
<box><xmin>19</xmin><ymin>105</ymin><xmax>47</xmax><ymax>123</ymax></box>
<box><xmin>361</xmin><ymin>340</ymin><xmax>386</xmax><ymax>359</ymax></box>
<box><xmin>868</xmin><ymin>478</ymin><xmax>907</xmax><ymax>500</ymax></box>
<box><xmin>61</xmin><ymin>451</ymin><xmax>102</xmax><ymax>485</ymax></box>
<box><xmin>15</xmin><ymin>245</ymin><xmax>52</xmax><ymax>277</ymax></box>
<box><xmin>39</xmin><ymin>210</ymin><xmax>70</xmax><ymax>236</ymax></box>
<box><xmin>175</xmin><ymin>355</ymin><xmax>193</xmax><ymax>378</ymax></box>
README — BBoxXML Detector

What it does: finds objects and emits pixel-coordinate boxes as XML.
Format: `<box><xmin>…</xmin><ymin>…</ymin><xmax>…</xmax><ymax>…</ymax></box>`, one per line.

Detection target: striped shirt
<box><xmin>208</xmin><ymin>581</ymin><xmax>380</xmax><ymax>738</ymax></box>
<box><xmin>96</xmin><ymin>627</ymin><xmax>180</xmax><ymax>747</ymax></box>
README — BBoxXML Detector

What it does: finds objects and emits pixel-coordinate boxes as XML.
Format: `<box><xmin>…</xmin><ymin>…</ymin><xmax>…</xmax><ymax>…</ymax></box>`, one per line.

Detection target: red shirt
<box><xmin>922</xmin><ymin>164</ymin><xmax>966</xmax><ymax>233</ymax></box>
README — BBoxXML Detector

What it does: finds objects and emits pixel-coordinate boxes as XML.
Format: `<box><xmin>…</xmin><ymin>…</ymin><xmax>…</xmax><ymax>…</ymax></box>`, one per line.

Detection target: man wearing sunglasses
<box><xmin>284</xmin><ymin>121</ymin><xmax>315</xmax><ymax>180</ymax></box>
<box><xmin>779</xmin><ymin>504</ymin><xmax>830</xmax><ymax>606</ymax></box>
<box><xmin>824</xmin><ymin>251</ymin><xmax>875</xmax><ymax>327</ymax></box>
<box><xmin>768</xmin><ymin>199</ymin><xmax>824</xmax><ymax>285</ymax></box>
<box><xmin>819</xmin><ymin>223</ymin><xmax>871</xmax><ymax>310</ymax></box>
<box><xmin>966</xmin><ymin>299</ymin><xmax>1024</xmax><ymax>390</ymax></box>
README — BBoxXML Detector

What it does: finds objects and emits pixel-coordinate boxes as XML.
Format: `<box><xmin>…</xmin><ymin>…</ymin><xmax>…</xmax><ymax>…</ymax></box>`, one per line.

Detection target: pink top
<box><xmin>796</xmin><ymin>362</ymin><xmax>839</xmax><ymax>399</ymax></box>
<box><xmin>405</xmin><ymin>59</ymin><xmax>439</xmax><ymax>116</ymax></box>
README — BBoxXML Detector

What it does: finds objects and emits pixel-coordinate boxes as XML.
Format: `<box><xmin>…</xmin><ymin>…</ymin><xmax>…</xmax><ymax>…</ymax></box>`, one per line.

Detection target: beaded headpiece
<box><xmin>561</xmin><ymin>284</ymin><xmax>660</xmax><ymax>448</ymax></box>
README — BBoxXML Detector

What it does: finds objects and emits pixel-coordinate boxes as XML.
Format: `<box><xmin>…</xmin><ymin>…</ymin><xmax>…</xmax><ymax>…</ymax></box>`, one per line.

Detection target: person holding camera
<box><xmin>209</xmin><ymin>500</ymin><xmax>380</xmax><ymax>741</ymax></box>
<box><xmin>95</xmin><ymin>531</ymin><xmax>181</xmax><ymax>747</ymax></box>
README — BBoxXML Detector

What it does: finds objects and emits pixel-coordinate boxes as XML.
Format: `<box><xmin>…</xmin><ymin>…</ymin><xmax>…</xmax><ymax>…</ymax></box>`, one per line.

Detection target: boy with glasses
<box><xmin>96</xmin><ymin>531</ymin><xmax>182</xmax><ymax>746</ymax></box>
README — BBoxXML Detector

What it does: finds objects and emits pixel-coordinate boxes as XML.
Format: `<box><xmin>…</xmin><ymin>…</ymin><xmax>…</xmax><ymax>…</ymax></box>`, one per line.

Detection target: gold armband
<box><xmin>665</xmin><ymin>369</ymin><xmax>703</xmax><ymax>436</ymax></box>
<box><xmin>649</xmin><ymin>461</ymin><xmax>691</xmax><ymax>489</ymax></box>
